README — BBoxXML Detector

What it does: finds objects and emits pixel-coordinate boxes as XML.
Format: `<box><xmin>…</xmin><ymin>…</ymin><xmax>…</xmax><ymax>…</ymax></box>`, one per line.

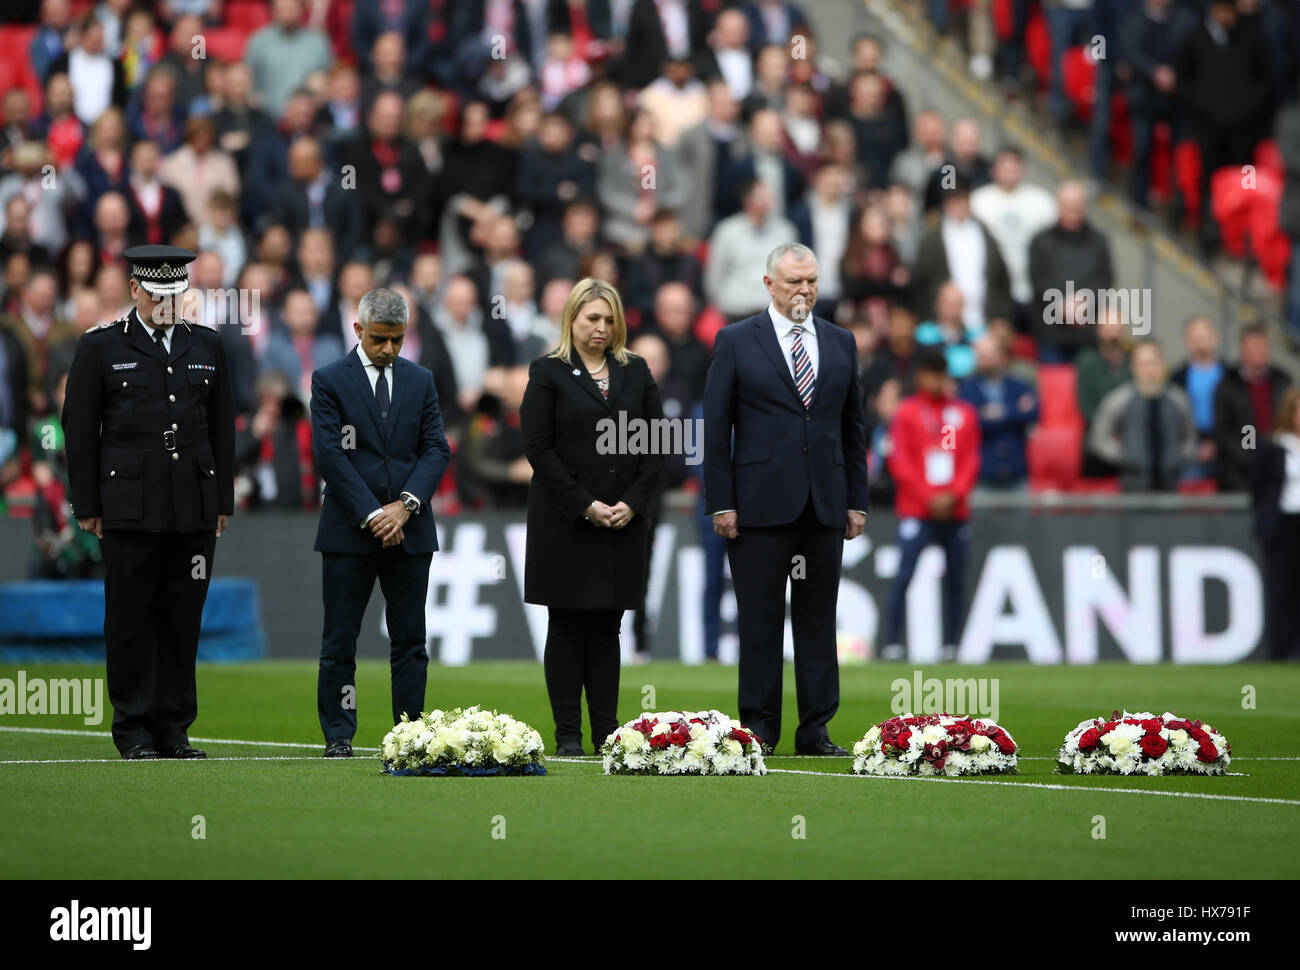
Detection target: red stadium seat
<box><xmin>225</xmin><ymin>1</ymin><xmax>272</xmax><ymax>33</ymax></box>
<box><xmin>1175</xmin><ymin>140</ymin><xmax>1202</xmax><ymax>224</ymax></box>
<box><xmin>694</xmin><ymin>305</ymin><xmax>726</xmax><ymax>351</ymax></box>
<box><xmin>1177</xmin><ymin>479</ymin><xmax>1218</xmax><ymax>495</ymax></box>
<box><xmin>0</xmin><ymin>24</ymin><xmax>37</xmax><ymax>64</ymax></box>
<box><xmin>1027</xmin><ymin>424</ymin><xmax>1082</xmax><ymax>491</ymax></box>
<box><xmin>203</xmin><ymin>26</ymin><xmax>251</xmax><ymax>63</ymax></box>
<box><xmin>1036</xmin><ymin>364</ymin><xmax>1082</xmax><ymax>428</ymax></box>
<box><xmin>1009</xmin><ymin>334</ymin><xmax>1038</xmax><ymax>362</ymax></box>
<box><xmin>1025</xmin><ymin>11</ymin><xmax>1049</xmax><ymax>91</ymax></box>
<box><xmin>1061</xmin><ymin>46</ymin><xmax>1094</xmax><ymax>122</ymax></box>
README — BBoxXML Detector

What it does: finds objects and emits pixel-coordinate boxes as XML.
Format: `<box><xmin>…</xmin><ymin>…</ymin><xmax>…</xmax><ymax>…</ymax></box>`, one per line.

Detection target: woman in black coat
<box><xmin>521</xmin><ymin>277</ymin><xmax>665</xmax><ymax>754</ymax></box>
<box><xmin>1250</xmin><ymin>387</ymin><xmax>1300</xmax><ymax>661</ymax></box>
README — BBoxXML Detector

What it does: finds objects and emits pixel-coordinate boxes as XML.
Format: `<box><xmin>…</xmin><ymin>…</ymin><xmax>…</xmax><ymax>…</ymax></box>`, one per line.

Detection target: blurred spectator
<box><xmin>621</xmin><ymin>207</ymin><xmax>703</xmax><ymax>318</ymax></box>
<box><xmin>360</xmin><ymin>31</ymin><xmax>422</xmax><ymax>115</ymax></box>
<box><xmin>596</xmin><ymin>107</ymin><xmax>686</xmax><ymax>253</ymax></box>
<box><xmin>267</xmin><ymin>135</ymin><xmax>361</xmax><ymax>263</ymax></box>
<box><xmin>985</xmin><ymin>316</ymin><xmax>1039</xmax><ymax>388</ymax></box>
<box><xmin>1174</xmin><ymin>0</ymin><xmax>1273</xmax><ymax>254</ymax></box>
<box><xmin>729</xmin><ymin>108</ymin><xmax>804</xmax><ymax>218</ymax></box>
<box><xmin>46</xmin><ymin>286</ymin><xmax>102</xmax><ymax>382</ymax></box>
<box><xmin>538</xmin><ymin>32</ymin><xmax>592</xmax><ymax>113</ymax></box>
<box><xmin>1278</xmin><ymin>83</ymin><xmax>1300</xmax><ymax>346</ymax></box>
<box><xmin>1122</xmin><ymin>0</ymin><xmax>1194</xmax><ymax>209</ymax></box>
<box><xmin>790</xmin><ymin>163</ymin><xmax>851</xmax><ymax>314</ymax></box>
<box><xmin>888</xmin><ymin>110</ymin><xmax>946</xmax><ymax>196</ymax></box>
<box><xmin>1074</xmin><ymin>308</ymin><xmax>1130</xmax><ymax>476</ymax></box>
<box><xmin>29</xmin><ymin>368</ymin><xmax>102</xmax><ymax>578</ymax></box>
<box><xmin>124</xmin><ymin>138</ymin><xmax>186</xmax><ymax>247</ymax></box>
<box><xmin>213</xmin><ymin>61</ymin><xmax>286</xmax><ymax>224</ymax></box>
<box><xmin>677</xmin><ymin>79</ymin><xmax>743</xmax><ymax>238</ymax></box>
<box><xmin>1249</xmin><ymin>386</ymin><xmax>1300</xmax><ymax>660</ymax></box>
<box><xmin>971</xmin><ymin>146</ymin><xmax>1057</xmax><ymax>333</ymax></box>
<box><xmin>705</xmin><ymin>179</ymin><xmax>797</xmax><ymax>320</ymax></box>
<box><xmin>56</xmin><ymin>11</ymin><xmax>126</xmax><ymax>126</ymax></box>
<box><xmin>262</xmin><ymin>287</ymin><xmax>345</xmax><ymax>402</ymax></box>
<box><xmin>3</xmin><ymin>269</ymin><xmax>75</xmax><ymax>417</ymax></box>
<box><xmin>467</xmin><ymin>213</ymin><xmax>523</xmax><ymax>320</ymax></box>
<box><xmin>91</xmin><ymin>190</ymin><xmax>131</xmax><ymax>272</ymax></box>
<box><xmin>1170</xmin><ymin>315</ymin><xmax>1225</xmax><ymax>480</ymax></box>
<box><xmin>866</xmin><ymin>374</ymin><xmax>899</xmax><ymax>508</ymax></box>
<box><xmin>960</xmin><ymin>333</ymin><xmax>1039</xmax><ymax>490</ymax></box>
<box><xmin>645</xmin><ymin>281</ymin><xmax>708</xmax><ymax>404</ymax></box>
<box><xmin>160</xmin><ymin>116</ymin><xmax>241</xmax><ymax>228</ymax></box>
<box><xmin>460</xmin><ymin>363</ymin><xmax>533</xmax><ymax>509</ymax></box>
<box><xmin>351</xmin><ymin>0</ymin><xmax>430</xmax><ymax>76</ymax></box>
<box><xmin>641</xmin><ymin>54</ymin><xmax>709</xmax><ymax>148</ymax></box>
<box><xmin>844</xmin><ymin>71</ymin><xmax>907</xmax><ymax>188</ymax></box>
<box><xmin>623</xmin><ymin>0</ymin><xmax>710</xmax><ymax>91</ymax></box>
<box><xmin>73</xmin><ymin>107</ymin><xmax>130</xmax><ymax>234</ymax></box>
<box><xmin>839</xmin><ymin>200</ymin><xmax>907</xmax><ymax>329</ymax></box>
<box><xmin>338</xmin><ymin>90</ymin><xmax>426</xmax><ymax>243</ymax></box>
<box><xmin>911</xmin><ymin>176</ymin><xmax>1012</xmax><ymax>337</ymax></box>
<box><xmin>118</xmin><ymin>5</ymin><xmax>160</xmax><ymax>91</ymax></box>
<box><xmin>1043</xmin><ymin>0</ymin><xmax>1094</xmax><ymax>126</ymax></box>
<box><xmin>863</xmin><ymin>303</ymin><xmax>920</xmax><ymax>401</ymax></box>
<box><xmin>882</xmin><ymin>349</ymin><xmax>980</xmax><ymax>661</ymax></box>
<box><xmin>916</xmin><ymin>280</ymin><xmax>977</xmax><ymax>379</ymax></box>
<box><xmin>30</xmin><ymin>73</ymin><xmax>84</xmax><ymax>169</ymax></box>
<box><xmin>433</xmin><ymin>274</ymin><xmax>513</xmax><ymax>415</ymax></box>
<box><xmin>1028</xmin><ymin>181</ymin><xmax>1112</xmax><ymax>362</ymax></box>
<box><xmin>0</xmin><ymin>318</ymin><xmax>29</xmax><ymax>443</ymax></box>
<box><xmin>329</xmin><ymin>260</ymin><xmax>374</xmax><ymax>350</ymax></box>
<box><xmin>437</xmin><ymin>100</ymin><xmax>517</xmax><ymax>273</ymax></box>
<box><xmin>923</xmin><ymin>117</ymin><xmax>989</xmax><ymax>212</ymax></box>
<box><xmin>708</xmin><ymin>7</ymin><xmax>753</xmax><ymax>101</ymax></box>
<box><xmin>1088</xmin><ymin>338</ymin><xmax>1197</xmax><ymax>492</ymax></box>
<box><xmin>0</xmin><ymin>196</ymin><xmax>51</xmax><ymax>267</ymax></box>
<box><xmin>197</xmin><ymin>189</ymin><xmax>248</xmax><ymax>288</ymax></box>
<box><xmin>1215</xmin><ymin>323</ymin><xmax>1295</xmax><ymax>491</ymax></box>
<box><xmin>30</xmin><ymin>0</ymin><xmax>72</xmax><ymax>85</ymax></box>
<box><xmin>155</xmin><ymin>14</ymin><xmax>207</xmax><ymax>107</ymax></box>
<box><xmin>127</xmin><ymin>66</ymin><xmax>184</xmax><ymax>153</ymax></box>
<box><xmin>516</xmin><ymin>112</ymin><xmax>595</xmax><ymax>257</ymax></box>
<box><xmin>497</xmin><ymin>259</ymin><xmax>555</xmax><ymax>362</ymax></box>
<box><xmin>243</xmin><ymin>0</ymin><xmax>333</xmax><ymax>119</ymax></box>
<box><xmin>233</xmin><ymin>370</ymin><xmax>319</xmax><ymax>511</ymax></box>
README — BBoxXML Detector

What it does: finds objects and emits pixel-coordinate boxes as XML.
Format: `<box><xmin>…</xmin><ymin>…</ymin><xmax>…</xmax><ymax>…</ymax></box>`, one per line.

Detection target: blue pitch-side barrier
<box><xmin>0</xmin><ymin>578</ymin><xmax>264</xmax><ymax>662</ymax></box>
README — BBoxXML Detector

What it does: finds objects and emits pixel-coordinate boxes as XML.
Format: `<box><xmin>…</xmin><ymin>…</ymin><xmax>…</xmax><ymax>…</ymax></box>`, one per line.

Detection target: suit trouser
<box><xmin>318</xmin><ymin>547</ymin><xmax>432</xmax><ymax>741</ymax></box>
<box><xmin>883</xmin><ymin>517</ymin><xmax>971</xmax><ymax>650</ymax></box>
<box><xmin>1262</xmin><ymin>514</ymin><xmax>1300</xmax><ymax>661</ymax></box>
<box><xmin>543</xmin><ymin>606</ymin><xmax>622</xmax><ymax>750</ymax></box>
<box><xmin>727</xmin><ymin>495</ymin><xmax>841</xmax><ymax>750</ymax></box>
<box><xmin>101</xmin><ymin>529</ymin><xmax>215</xmax><ymax>754</ymax></box>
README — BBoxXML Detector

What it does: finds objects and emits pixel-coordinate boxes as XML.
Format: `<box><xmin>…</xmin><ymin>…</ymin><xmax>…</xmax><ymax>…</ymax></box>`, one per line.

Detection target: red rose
<box><xmin>1099</xmin><ymin>721</ymin><xmax>1118</xmax><ymax>735</ymax></box>
<box><xmin>1140</xmin><ymin>734</ymin><xmax>1167</xmax><ymax>758</ymax></box>
<box><xmin>994</xmin><ymin>733</ymin><xmax>1016</xmax><ymax>754</ymax></box>
<box><xmin>649</xmin><ymin>733</ymin><xmax>669</xmax><ymax>749</ymax></box>
<box><xmin>1140</xmin><ymin>719</ymin><xmax>1161</xmax><ymax>734</ymax></box>
<box><xmin>731</xmin><ymin>729</ymin><xmax>753</xmax><ymax>745</ymax></box>
<box><xmin>1078</xmin><ymin>728</ymin><xmax>1102</xmax><ymax>751</ymax></box>
<box><xmin>1197</xmin><ymin>740</ymin><xmax>1219</xmax><ymax>763</ymax></box>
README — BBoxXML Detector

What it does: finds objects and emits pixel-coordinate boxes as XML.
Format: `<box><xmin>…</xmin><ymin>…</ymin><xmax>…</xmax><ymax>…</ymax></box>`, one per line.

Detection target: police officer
<box><xmin>62</xmin><ymin>246</ymin><xmax>236</xmax><ymax>760</ymax></box>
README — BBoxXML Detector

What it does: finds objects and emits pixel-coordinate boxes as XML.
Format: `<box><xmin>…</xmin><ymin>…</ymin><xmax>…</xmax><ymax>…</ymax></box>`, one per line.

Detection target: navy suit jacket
<box><xmin>703</xmin><ymin>311</ymin><xmax>869</xmax><ymax>528</ymax></box>
<box><xmin>310</xmin><ymin>351</ymin><xmax>450</xmax><ymax>555</ymax></box>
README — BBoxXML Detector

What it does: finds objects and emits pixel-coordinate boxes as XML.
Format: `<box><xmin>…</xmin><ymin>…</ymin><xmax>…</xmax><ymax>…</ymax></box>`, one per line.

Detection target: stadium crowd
<box><xmin>0</xmin><ymin>0</ymin><xmax>1295</xmax><ymax>586</ymax></box>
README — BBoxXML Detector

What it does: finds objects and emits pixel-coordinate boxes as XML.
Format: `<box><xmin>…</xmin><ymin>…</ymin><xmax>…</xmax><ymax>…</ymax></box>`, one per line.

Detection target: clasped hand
<box><xmin>370</xmin><ymin>501</ymin><xmax>411</xmax><ymax>547</ymax></box>
<box><xmin>585</xmin><ymin>500</ymin><xmax>634</xmax><ymax>529</ymax></box>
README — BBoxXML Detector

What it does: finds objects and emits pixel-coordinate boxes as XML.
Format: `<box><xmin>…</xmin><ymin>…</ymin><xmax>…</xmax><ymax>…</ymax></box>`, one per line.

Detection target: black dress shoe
<box><xmin>121</xmin><ymin>744</ymin><xmax>158</xmax><ymax>760</ymax></box>
<box><xmin>795</xmin><ymin>738</ymin><xmax>850</xmax><ymax>756</ymax></box>
<box><xmin>555</xmin><ymin>742</ymin><xmax>585</xmax><ymax>757</ymax></box>
<box><xmin>159</xmin><ymin>743</ymin><xmax>206</xmax><ymax>759</ymax></box>
<box><xmin>323</xmin><ymin>738</ymin><xmax>353</xmax><ymax>758</ymax></box>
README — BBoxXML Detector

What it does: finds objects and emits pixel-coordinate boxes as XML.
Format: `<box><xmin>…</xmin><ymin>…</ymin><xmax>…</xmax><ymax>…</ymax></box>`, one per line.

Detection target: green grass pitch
<box><xmin>2</xmin><ymin>660</ymin><xmax>1298</xmax><ymax>879</ymax></box>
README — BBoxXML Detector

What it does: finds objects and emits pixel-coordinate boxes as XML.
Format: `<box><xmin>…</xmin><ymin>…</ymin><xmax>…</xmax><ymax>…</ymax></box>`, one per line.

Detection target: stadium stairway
<box><xmin>846</xmin><ymin>0</ymin><xmax>1300</xmax><ymax>376</ymax></box>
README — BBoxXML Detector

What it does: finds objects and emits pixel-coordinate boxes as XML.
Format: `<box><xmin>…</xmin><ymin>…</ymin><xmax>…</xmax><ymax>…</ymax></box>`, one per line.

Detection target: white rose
<box><xmin>969</xmin><ymin>734</ymin><xmax>991</xmax><ymax>752</ymax></box>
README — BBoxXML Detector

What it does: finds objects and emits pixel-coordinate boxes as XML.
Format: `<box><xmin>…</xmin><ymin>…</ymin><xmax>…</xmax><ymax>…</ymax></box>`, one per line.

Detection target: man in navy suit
<box><xmin>703</xmin><ymin>243</ymin><xmax>870</xmax><ymax>755</ymax></box>
<box><xmin>310</xmin><ymin>289</ymin><xmax>450</xmax><ymax>757</ymax></box>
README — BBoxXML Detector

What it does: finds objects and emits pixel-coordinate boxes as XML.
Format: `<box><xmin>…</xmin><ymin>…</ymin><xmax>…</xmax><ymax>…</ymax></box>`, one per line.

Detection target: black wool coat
<box><xmin>521</xmin><ymin>349</ymin><xmax>665</xmax><ymax>610</ymax></box>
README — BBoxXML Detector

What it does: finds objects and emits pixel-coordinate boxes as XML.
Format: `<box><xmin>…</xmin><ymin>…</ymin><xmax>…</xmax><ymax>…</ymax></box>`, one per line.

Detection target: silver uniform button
<box><xmin>171</xmin><ymin>423</ymin><xmax>178</xmax><ymax>431</ymax></box>
<box><xmin>171</xmin><ymin>452</ymin><xmax>179</xmax><ymax>461</ymax></box>
<box><xmin>121</xmin><ymin>381</ymin><xmax>128</xmax><ymax>388</ymax></box>
<box><xmin>167</xmin><ymin>366</ymin><xmax>173</xmax><ymax>374</ymax></box>
<box><xmin>109</xmin><ymin>470</ymin><xmax>116</xmax><ymax>477</ymax></box>
<box><xmin>168</xmin><ymin>394</ymin><xmax>176</xmax><ymax>402</ymax></box>
<box><xmin>204</xmin><ymin>378</ymin><xmax>209</xmax><ymax>385</ymax></box>
<box><xmin>209</xmin><ymin>469</ymin><xmax>215</xmax><ymax>476</ymax></box>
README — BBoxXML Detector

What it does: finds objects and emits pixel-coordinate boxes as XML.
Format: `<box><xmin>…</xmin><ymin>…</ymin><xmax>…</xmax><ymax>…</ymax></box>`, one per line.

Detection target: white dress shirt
<box><xmin>355</xmin><ymin>344</ymin><xmax>421</xmax><ymax>525</ymax></box>
<box><xmin>769</xmin><ymin>303</ymin><xmax>818</xmax><ymax>381</ymax></box>
<box><xmin>138</xmin><ymin>312</ymin><xmax>176</xmax><ymax>355</ymax></box>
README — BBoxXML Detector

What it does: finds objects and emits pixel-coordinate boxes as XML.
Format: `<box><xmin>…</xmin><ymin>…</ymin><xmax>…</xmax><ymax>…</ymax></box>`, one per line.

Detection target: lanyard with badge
<box><xmin>920</xmin><ymin>399</ymin><xmax>954</xmax><ymax>487</ymax></box>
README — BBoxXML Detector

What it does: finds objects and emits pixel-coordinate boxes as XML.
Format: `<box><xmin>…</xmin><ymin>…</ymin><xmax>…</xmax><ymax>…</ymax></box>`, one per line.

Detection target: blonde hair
<box><xmin>549</xmin><ymin>277</ymin><xmax>632</xmax><ymax>365</ymax></box>
<box><xmin>1276</xmin><ymin>386</ymin><xmax>1300</xmax><ymax>436</ymax></box>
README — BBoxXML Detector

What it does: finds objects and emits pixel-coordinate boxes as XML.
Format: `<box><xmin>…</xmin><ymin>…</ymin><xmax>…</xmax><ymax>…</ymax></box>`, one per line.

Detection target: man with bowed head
<box><xmin>702</xmin><ymin>242</ymin><xmax>870</xmax><ymax>756</ymax></box>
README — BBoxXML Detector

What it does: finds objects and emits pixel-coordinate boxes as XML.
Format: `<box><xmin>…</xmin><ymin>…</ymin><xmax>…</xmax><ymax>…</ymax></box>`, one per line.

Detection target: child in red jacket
<box><xmin>882</xmin><ymin>349</ymin><xmax>981</xmax><ymax>661</ymax></box>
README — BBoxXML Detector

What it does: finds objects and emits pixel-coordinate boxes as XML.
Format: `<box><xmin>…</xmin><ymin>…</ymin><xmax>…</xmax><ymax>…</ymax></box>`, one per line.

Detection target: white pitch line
<box><xmin>0</xmin><ymin>756</ymin><xmax>342</xmax><ymax>765</ymax></box>
<box><xmin>0</xmin><ymin>725</ymin><xmax>380</xmax><ymax>753</ymax></box>
<box><xmin>762</xmin><ymin>767</ymin><xmax>1297</xmax><ymax>806</ymax></box>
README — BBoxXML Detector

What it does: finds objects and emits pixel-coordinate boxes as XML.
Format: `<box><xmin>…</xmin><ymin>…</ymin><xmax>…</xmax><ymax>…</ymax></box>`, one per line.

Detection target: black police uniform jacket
<box><xmin>62</xmin><ymin>309</ymin><xmax>236</xmax><ymax>532</ymax></box>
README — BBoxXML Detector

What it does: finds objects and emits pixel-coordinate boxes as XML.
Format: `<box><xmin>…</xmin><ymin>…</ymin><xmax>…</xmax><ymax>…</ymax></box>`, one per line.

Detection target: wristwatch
<box><xmin>401</xmin><ymin>493</ymin><xmax>420</xmax><ymax>514</ymax></box>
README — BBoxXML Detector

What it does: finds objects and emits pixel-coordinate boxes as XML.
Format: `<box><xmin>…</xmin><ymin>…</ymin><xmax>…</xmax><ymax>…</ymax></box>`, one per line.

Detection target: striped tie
<box><xmin>791</xmin><ymin>324</ymin><xmax>814</xmax><ymax>409</ymax></box>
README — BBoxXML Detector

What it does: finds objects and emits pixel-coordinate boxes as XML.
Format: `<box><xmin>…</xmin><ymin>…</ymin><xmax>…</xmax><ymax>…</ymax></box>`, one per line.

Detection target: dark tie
<box><xmin>152</xmin><ymin>327</ymin><xmax>167</xmax><ymax>358</ymax></box>
<box><xmin>375</xmin><ymin>365</ymin><xmax>390</xmax><ymax>430</ymax></box>
<box><xmin>791</xmin><ymin>324</ymin><xmax>814</xmax><ymax>409</ymax></box>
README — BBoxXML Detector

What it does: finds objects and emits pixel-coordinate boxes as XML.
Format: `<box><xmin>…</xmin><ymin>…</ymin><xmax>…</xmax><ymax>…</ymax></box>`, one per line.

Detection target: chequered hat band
<box><xmin>131</xmin><ymin>263</ymin><xmax>189</xmax><ymax>281</ymax></box>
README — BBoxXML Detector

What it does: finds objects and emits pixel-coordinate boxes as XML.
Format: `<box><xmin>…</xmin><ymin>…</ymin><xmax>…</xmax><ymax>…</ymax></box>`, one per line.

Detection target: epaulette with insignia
<box><xmin>86</xmin><ymin>317</ymin><xmax>125</xmax><ymax>334</ymax></box>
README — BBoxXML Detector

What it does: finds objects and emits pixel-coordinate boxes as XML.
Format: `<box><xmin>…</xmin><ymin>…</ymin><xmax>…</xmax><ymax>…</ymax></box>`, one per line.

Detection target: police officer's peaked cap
<box><xmin>125</xmin><ymin>245</ymin><xmax>197</xmax><ymax>297</ymax></box>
